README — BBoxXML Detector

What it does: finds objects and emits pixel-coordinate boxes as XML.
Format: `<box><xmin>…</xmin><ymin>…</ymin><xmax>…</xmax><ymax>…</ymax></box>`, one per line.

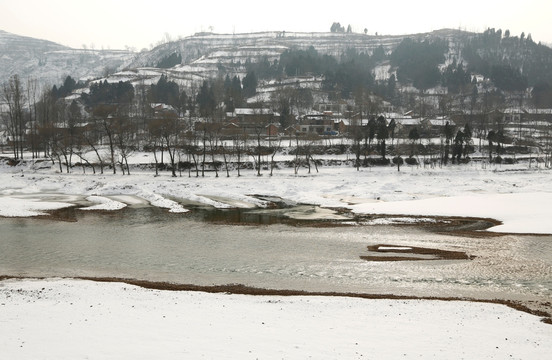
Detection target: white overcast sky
<box><xmin>1</xmin><ymin>0</ymin><xmax>551</xmax><ymax>50</ymax></box>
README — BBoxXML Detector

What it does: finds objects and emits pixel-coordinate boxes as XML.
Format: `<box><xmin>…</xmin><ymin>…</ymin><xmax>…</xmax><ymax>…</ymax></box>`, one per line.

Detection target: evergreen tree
<box><xmin>453</xmin><ymin>130</ymin><xmax>464</xmax><ymax>162</ymax></box>
<box><xmin>53</xmin><ymin>76</ymin><xmax>78</xmax><ymax>99</ymax></box>
<box><xmin>531</xmin><ymin>81</ymin><xmax>552</xmax><ymax>108</ymax></box>
<box><xmin>242</xmin><ymin>71</ymin><xmax>258</xmax><ymax>98</ymax></box>
<box><xmin>197</xmin><ymin>81</ymin><xmax>216</xmax><ymax>117</ymax></box>
<box><xmin>157</xmin><ymin>53</ymin><xmax>182</xmax><ymax>68</ymax></box>
<box><xmin>442</xmin><ymin>63</ymin><xmax>471</xmax><ymax>93</ymax></box>
<box><xmin>390</xmin><ymin>38</ymin><xmax>448</xmax><ymax>90</ymax></box>
<box><xmin>408</xmin><ymin>127</ymin><xmax>420</xmax><ymax>157</ymax></box>
<box><xmin>149</xmin><ymin>75</ymin><xmax>180</xmax><ymax>107</ymax></box>
<box><xmin>490</xmin><ymin>65</ymin><xmax>527</xmax><ymax>92</ymax></box>
<box><xmin>83</xmin><ymin>80</ymin><xmax>134</xmax><ymax>106</ymax></box>
<box><xmin>372</xmin><ymin>45</ymin><xmax>387</xmax><ymax>62</ymax></box>
<box><xmin>376</xmin><ymin>116</ymin><xmax>388</xmax><ymax>159</ymax></box>
<box><xmin>443</xmin><ymin>121</ymin><xmax>455</xmax><ymax>165</ymax></box>
<box><xmin>223</xmin><ymin>75</ymin><xmax>243</xmax><ymax>111</ymax></box>
<box><xmin>330</xmin><ymin>22</ymin><xmax>345</xmax><ymax>33</ymax></box>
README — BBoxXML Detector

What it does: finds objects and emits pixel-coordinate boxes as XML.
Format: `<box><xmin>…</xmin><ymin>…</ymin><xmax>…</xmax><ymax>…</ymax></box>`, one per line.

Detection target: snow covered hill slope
<box><xmin>129</xmin><ymin>29</ymin><xmax>467</xmax><ymax>68</ymax></box>
<box><xmin>0</xmin><ymin>27</ymin><xmax>479</xmax><ymax>91</ymax></box>
<box><xmin>0</xmin><ymin>30</ymin><xmax>135</xmax><ymax>86</ymax></box>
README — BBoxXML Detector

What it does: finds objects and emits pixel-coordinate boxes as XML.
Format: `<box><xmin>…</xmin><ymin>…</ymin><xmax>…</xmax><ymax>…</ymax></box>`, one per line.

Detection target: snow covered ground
<box><xmin>1</xmin><ymin>157</ymin><xmax>552</xmax><ymax>233</ymax></box>
<box><xmin>1</xmin><ymin>278</ymin><xmax>551</xmax><ymax>360</ymax></box>
<box><xmin>1</xmin><ymin>157</ymin><xmax>551</xmax><ymax>358</ymax></box>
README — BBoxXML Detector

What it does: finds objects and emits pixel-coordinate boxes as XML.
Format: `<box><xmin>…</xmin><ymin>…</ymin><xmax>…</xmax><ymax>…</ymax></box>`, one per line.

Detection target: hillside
<box><xmin>5</xmin><ymin>27</ymin><xmax>552</xmax><ymax>96</ymax></box>
<box><xmin>0</xmin><ymin>30</ymin><xmax>135</xmax><ymax>87</ymax></box>
<box><xmin>89</xmin><ymin>29</ymin><xmax>474</xmax><ymax>102</ymax></box>
<box><xmin>5</xmin><ymin>27</ymin><xmax>552</xmax><ymax>122</ymax></box>
<box><xmin>4</xmin><ymin>27</ymin><xmax>552</xmax><ymax>96</ymax></box>
<box><xmin>98</xmin><ymin>28</ymin><xmax>552</xmax><ymax>102</ymax></box>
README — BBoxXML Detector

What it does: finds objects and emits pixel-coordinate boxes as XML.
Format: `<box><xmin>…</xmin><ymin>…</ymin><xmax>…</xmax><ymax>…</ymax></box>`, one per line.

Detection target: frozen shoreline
<box><xmin>1</xmin><ymin>160</ymin><xmax>552</xmax><ymax>234</ymax></box>
<box><xmin>0</xmin><ymin>278</ymin><xmax>551</xmax><ymax>360</ymax></box>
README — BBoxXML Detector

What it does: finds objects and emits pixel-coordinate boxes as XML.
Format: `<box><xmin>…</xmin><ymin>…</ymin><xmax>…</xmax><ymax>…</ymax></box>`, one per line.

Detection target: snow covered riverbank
<box><xmin>2</xmin><ymin>160</ymin><xmax>552</xmax><ymax>358</ymax></box>
<box><xmin>1</xmin><ymin>278</ymin><xmax>551</xmax><ymax>360</ymax></box>
<box><xmin>1</xmin><ymin>159</ymin><xmax>552</xmax><ymax>233</ymax></box>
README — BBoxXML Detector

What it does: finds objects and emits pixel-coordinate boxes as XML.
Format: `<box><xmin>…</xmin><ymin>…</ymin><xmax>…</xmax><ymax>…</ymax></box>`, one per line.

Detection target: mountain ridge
<box><xmin>0</xmin><ymin>28</ymin><xmax>473</xmax><ymax>88</ymax></box>
<box><xmin>3</xmin><ymin>27</ymin><xmax>552</xmax><ymax>104</ymax></box>
<box><xmin>0</xmin><ymin>29</ymin><xmax>135</xmax><ymax>87</ymax></box>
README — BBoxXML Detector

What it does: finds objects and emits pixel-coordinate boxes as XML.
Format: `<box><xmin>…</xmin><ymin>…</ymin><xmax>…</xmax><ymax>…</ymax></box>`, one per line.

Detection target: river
<box><xmin>1</xmin><ymin>204</ymin><xmax>551</xmax><ymax>308</ymax></box>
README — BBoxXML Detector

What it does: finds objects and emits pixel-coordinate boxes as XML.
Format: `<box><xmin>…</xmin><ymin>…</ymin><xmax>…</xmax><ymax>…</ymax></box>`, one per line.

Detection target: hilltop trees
<box><xmin>83</xmin><ymin>80</ymin><xmax>134</xmax><ymax>107</ymax></box>
<box><xmin>462</xmin><ymin>27</ymin><xmax>552</xmax><ymax>87</ymax></box>
<box><xmin>391</xmin><ymin>38</ymin><xmax>447</xmax><ymax>90</ymax></box>
<box><xmin>330</xmin><ymin>22</ymin><xmax>345</xmax><ymax>33</ymax></box>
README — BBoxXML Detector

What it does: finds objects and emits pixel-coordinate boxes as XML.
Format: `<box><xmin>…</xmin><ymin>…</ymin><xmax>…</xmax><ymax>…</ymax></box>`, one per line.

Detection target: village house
<box><xmin>298</xmin><ymin>112</ymin><xmax>335</xmax><ymax>135</ymax></box>
<box><xmin>421</xmin><ymin>117</ymin><xmax>456</xmax><ymax>137</ymax></box>
<box><xmin>223</xmin><ymin>108</ymin><xmax>281</xmax><ymax>137</ymax></box>
<box><xmin>315</xmin><ymin>101</ymin><xmax>349</xmax><ymax>115</ymax></box>
<box><xmin>383</xmin><ymin>112</ymin><xmax>422</xmax><ymax>137</ymax></box>
<box><xmin>333</xmin><ymin>118</ymin><xmax>350</xmax><ymax>134</ymax></box>
<box><xmin>150</xmin><ymin>103</ymin><xmax>178</xmax><ymax>118</ymax></box>
<box><xmin>499</xmin><ymin>108</ymin><xmax>552</xmax><ymax>141</ymax></box>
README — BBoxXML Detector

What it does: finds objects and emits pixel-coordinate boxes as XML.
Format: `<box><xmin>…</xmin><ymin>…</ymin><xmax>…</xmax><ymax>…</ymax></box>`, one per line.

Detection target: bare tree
<box><xmin>81</xmin><ymin>119</ymin><xmax>105</xmax><ymax>174</ymax></box>
<box><xmin>251</xmin><ymin>108</ymin><xmax>268</xmax><ymax>176</ymax></box>
<box><xmin>230</xmin><ymin>128</ymin><xmax>247</xmax><ymax>177</ymax></box>
<box><xmin>36</xmin><ymin>87</ymin><xmax>57</xmax><ymax>157</ymax></box>
<box><xmin>207</xmin><ymin>123</ymin><xmax>221</xmax><ymax>178</ymax></box>
<box><xmin>93</xmin><ymin>105</ymin><xmax>118</xmax><ymax>174</ymax></box>
<box><xmin>269</xmin><ymin>137</ymin><xmax>282</xmax><ymax>176</ymax></box>
<box><xmin>1</xmin><ymin>75</ymin><xmax>26</xmax><ymax>159</ymax></box>
<box><xmin>53</xmin><ymin>102</ymin><xmax>73</xmax><ymax>173</ymax></box>
<box><xmin>301</xmin><ymin>133</ymin><xmax>320</xmax><ymax>174</ymax></box>
<box><xmin>149</xmin><ymin>112</ymin><xmax>180</xmax><ymax>177</ymax></box>
<box><xmin>26</xmin><ymin>78</ymin><xmax>40</xmax><ymax>158</ymax></box>
<box><xmin>113</xmin><ymin>116</ymin><xmax>135</xmax><ymax>175</ymax></box>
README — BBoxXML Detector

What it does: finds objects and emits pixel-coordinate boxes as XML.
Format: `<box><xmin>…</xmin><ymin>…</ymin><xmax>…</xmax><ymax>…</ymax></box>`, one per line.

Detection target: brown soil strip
<box><xmin>361</xmin><ymin>244</ymin><xmax>475</xmax><ymax>262</ymax></box>
<box><xmin>361</xmin><ymin>256</ymin><xmax>435</xmax><ymax>261</ymax></box>
<box><xmin>1</xmin><ymin>275</ymin><xmax>550</xmax><ymax>325</ymax></box>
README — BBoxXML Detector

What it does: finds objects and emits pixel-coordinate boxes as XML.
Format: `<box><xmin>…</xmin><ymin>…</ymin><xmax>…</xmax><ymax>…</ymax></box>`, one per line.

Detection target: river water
<box><xmin>1</xmin><ymin>204</ymin><xmax>551</xmax><ymax>306</ymax></box>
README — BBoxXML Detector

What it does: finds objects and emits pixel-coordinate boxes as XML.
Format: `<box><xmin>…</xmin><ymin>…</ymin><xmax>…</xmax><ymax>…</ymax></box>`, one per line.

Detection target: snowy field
<box><xmin>1</xmin><ymin>278</ymin><xmax>551</xmax><ymax>360</ymax></box>
<box><xmin>1</xmin><ymin>157</ymin><xmax>552</xmax><ymax>358</ymax></box>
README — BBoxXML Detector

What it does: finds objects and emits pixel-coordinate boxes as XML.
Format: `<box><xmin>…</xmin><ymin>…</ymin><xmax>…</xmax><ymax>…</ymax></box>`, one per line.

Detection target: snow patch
<box><xmin>79</xmin><ymin>196</ymin><xmax>127</xmax><ymax>211</ymax></box>
<box><xmin>0</xmin><ymin>278</ymin><xmax>550</xmax><ymax>360</ymax></box>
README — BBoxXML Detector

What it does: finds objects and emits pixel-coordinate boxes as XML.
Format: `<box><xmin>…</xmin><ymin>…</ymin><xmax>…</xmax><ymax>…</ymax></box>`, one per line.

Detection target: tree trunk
<box><xmin>257</xmin><ymin>133</ymin><xmax>262</xmax><ymax>176</ymax></box>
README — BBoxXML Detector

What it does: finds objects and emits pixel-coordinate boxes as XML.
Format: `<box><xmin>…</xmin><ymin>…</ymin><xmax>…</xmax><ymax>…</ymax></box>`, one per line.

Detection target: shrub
<box><xmin>405</xmin><ymin>157</ymin><xmax>418</xmax><ymax>165</ymax></box>
<box><xmin>392</xmin><ymin>156</ymin><xmax>404</xmax><ymax>165</ymax></box>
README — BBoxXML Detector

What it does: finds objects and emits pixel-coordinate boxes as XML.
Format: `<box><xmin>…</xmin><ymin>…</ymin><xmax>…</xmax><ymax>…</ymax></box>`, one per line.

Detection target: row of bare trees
<box><xmin>0</xmin><ymin>76</ymin><xmax>318</xmax><ymax>177</ymax></box>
